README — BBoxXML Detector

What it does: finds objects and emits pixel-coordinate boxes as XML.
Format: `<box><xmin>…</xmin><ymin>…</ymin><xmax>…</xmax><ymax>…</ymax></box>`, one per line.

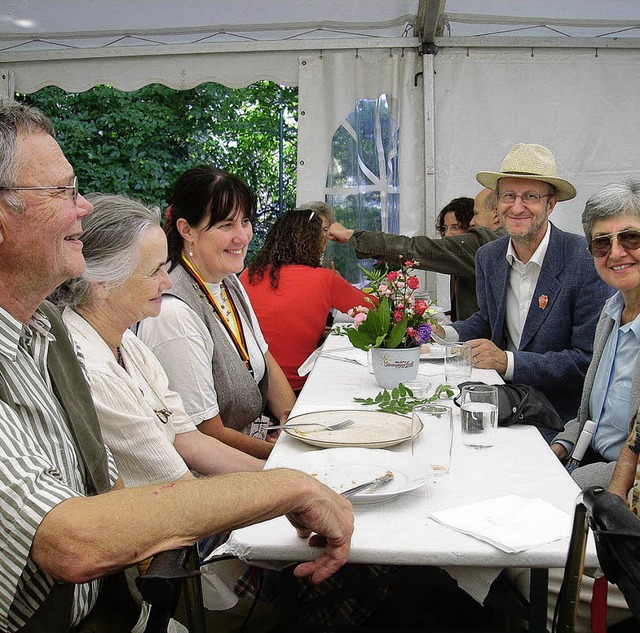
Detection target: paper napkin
<box><xmin>428</xmin><ymin>494</ymin><xmax>571</xmax><ymax>553</ymax></box>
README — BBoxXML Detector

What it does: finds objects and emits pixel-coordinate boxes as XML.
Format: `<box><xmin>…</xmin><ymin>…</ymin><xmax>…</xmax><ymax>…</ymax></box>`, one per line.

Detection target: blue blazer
<box><xmin>453</xmin><ymin>223</ymin><xmax>614</xmax><ymax>422</ymax></box>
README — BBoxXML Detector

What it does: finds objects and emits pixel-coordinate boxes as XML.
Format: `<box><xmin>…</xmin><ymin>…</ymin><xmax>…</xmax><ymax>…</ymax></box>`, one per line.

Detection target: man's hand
<box><xmin>550</xmin><ymin>443</ymin><xmax>568</xmax><ymax>461</ymax></box>
<box><xmin>286</xmin><ymin>478</ymin><xmax>354</xmax><ymax>584</ymax></box>
<box><xmin>468</xmin><ymin>339</ymin><xmax>508</xmax><ymax>375</ymax></box>
<box><xmin>327</xmin><ymin>222</ymin><xmax>354</xmax><ymax>244</ymax></box>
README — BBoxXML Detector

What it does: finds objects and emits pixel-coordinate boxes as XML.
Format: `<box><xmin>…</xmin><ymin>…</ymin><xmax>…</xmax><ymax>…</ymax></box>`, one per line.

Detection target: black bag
<box><xmin>454</xmin><ymin>381</ymin><xmax>564</xmax><ymax>432</ymax></box>
<box><xmin>583</xmin><ymin>486</ymin><xmax>640</xmax><ymax>622</ymax></box>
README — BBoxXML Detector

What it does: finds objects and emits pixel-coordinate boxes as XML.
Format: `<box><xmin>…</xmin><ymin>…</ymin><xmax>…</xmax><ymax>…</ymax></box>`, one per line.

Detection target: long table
<box><xmin>212</xmin><ymin>333</ymin><xmax>598</xmax><ymax>630</ymax></box>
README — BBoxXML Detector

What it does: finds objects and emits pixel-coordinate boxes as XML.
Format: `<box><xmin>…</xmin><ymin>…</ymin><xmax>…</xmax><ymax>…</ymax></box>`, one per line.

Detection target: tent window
<box><xmin>324</xmin><ymin>93</ymin><xmax>399</xmax><ymax>284</ymax></box>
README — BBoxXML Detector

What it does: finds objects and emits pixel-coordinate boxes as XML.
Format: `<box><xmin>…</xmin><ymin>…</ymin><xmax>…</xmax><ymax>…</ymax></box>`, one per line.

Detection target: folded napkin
<box><xmin>428</xmin><ymin>494</ymin><xmax>571</xmax><ymax>553</ymax></box>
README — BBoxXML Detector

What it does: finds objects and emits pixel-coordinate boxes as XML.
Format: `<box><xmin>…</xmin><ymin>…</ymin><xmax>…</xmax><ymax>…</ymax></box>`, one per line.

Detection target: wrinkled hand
<box><xmin>468</xmin><ymin>339</ymin><xmax>508</xmax><ymax>375</ymax></box>
<box><xmin>286</xmin><ymin>477</ymin><xmax>354</xmax><ymax>584</ymax></box>
<box><xmin>550</xmin><ymin>443</ymin><xmax>568</xmax><ymax>461</ymax></box>
<box><xmin>327</xmin><ymin>222</ymin><xmax>354</xmax><ymax>244</ymax></box>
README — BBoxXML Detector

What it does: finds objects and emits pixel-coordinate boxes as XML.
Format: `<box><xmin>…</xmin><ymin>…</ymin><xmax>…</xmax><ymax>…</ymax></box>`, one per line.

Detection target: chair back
<box><xmin>136</xmin><ymin>545</ymin><xmax>207</xmax><ymax>633</ymax></box>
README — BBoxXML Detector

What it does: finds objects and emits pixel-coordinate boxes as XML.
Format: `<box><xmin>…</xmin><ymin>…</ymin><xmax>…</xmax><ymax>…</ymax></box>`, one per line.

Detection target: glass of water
<box><xmin>412</xmin><ymin>404</ymin><xmax>453</xmax><ymax>475</ymax></box>
<box><xmin>460</xmin><ymin>384</ymin><xmax>499</xmax><ymax>449</ymax></box>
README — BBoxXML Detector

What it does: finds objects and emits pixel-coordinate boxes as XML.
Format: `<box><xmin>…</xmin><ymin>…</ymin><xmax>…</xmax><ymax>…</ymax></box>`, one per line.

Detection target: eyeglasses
<box><xmin>496</xmin><ymin>192</ymin><xmax>552</xmax><ymax>205</ymax></box>
<box><xmin>0</xmin><ymin>176</ymin><xmax>79</xmax><ymax>204</ymax></box>
<box><xmin>588</xmin><ymin>229</ymin><xmax>640</xmax><ymax>258</ymax></box>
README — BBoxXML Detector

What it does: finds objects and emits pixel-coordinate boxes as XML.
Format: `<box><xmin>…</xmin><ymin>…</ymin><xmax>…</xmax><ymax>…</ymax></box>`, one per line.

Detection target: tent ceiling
<box><xmin>2</xmin><ymin>0</ymin><xmax>640</xmax><ymax>62</ymax></box>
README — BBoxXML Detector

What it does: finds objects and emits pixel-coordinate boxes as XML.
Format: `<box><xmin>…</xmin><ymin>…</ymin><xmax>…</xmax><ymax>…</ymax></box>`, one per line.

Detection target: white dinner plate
<box><xmin>283</xmin><ymin>409</ymin><xmax>422</xmax><ymax>448</ymax></box>
<box><xmin>270</xmin><ymin>448</ymin><xmax>435</xmax><ymax>504</ymax></box>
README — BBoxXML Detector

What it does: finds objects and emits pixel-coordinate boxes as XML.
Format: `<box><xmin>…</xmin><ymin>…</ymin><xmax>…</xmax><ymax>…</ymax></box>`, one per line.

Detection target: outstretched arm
<box><xmin>32</xmin><ymin>468</ymin><xmax>353</xmax><ymax>585</ymax></box>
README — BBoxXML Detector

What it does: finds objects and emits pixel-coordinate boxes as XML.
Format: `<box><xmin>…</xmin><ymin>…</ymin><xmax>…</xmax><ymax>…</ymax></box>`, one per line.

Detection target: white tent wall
<box><xmin>433</xmin><ymin>47</ymin><xmax>640</xmax><ymax>235</ymax></box>
<box><xmin>297</xmin><ymin>48</ymin><xmax>425</xmax><ymax>237</ymax></box>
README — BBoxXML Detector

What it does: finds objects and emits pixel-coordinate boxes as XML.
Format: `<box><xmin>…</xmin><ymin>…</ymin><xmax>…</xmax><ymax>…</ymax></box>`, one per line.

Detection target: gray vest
<box><xmin>166</xmin><ymin>266</ymin><xmax>269</xmax><ymax>431</ymax></box>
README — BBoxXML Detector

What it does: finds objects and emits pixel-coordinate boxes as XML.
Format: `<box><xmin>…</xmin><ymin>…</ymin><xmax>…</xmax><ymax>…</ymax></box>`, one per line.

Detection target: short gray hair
<box><xmin>582</xmin><ymin>178</ymin><xmax>640</xmax><ymax>239</ymax></box>
<box><xmin>0</xmin><ymin>99</ymin><xmax>56</xmax><ymax>211</ymax></box>
<box><xmin>296</xmin><ymin>200</ymin><xmax>336</xmax><ymax>224</ymax></box>
<box><xmin>52</xmin><ymin>194</ymin><xmax>161</xmax><ymax>309</ymax></box>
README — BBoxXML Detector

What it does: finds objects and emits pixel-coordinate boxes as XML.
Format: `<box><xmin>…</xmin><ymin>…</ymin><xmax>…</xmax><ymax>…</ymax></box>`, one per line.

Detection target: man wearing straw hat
<box><xmin>444</xmin><ymin>143</ymin><xmax>613</xmax><ymax>428</ymax></box>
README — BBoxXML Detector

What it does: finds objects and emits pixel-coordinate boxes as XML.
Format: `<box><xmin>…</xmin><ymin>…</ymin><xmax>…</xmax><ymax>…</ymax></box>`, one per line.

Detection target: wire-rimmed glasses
<box><xmin>496</xmin><ymin>192</ymin><xmax>552</xmax><ymax>205</ymax></box>
<box><xmin>0</xmin><ymin>176</ymin><xmax>79</xmax><ymax>204</ymax></box>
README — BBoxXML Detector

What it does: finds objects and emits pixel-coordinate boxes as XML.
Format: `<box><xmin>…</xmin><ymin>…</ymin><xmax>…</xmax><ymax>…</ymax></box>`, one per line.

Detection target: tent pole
<box><xmin>421</xmin><ymin>51</ymin><xmax>438</xmax><ymax>301</ymax></box>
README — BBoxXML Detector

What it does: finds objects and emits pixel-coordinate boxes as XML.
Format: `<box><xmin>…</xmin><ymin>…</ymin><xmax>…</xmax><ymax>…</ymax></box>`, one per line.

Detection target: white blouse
<box><xmin>63</xmin><ymin>308</ymin><xmax>195</xmax><ymax>488</ymax></box>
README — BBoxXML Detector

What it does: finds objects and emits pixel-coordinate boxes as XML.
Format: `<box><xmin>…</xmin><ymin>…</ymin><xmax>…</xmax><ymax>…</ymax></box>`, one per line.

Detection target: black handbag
<box><xmin>454</xmin><ymin>381</ymin><xmax>564</xmax><ymax>432</ymax></box>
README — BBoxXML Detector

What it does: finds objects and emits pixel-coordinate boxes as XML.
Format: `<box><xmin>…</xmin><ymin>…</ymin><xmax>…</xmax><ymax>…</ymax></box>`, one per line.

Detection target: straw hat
<box><xmin>476</xmin><ymin>143</ymin><xmax>577</xmax><ymax>202</ymax></box>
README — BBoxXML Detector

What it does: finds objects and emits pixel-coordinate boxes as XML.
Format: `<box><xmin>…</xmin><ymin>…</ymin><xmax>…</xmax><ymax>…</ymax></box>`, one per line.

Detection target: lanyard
<box><xmin>180</xmin><ymin>254</ymin><xmax>253</xmax><ymax>373</ymax></box>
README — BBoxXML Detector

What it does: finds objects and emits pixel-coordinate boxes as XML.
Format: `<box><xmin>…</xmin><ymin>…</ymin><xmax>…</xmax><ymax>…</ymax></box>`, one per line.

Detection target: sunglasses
<box><xmin>588</xmin><ymin>229</ymin><xmax>640</xmax><ymax>257</ymax></box>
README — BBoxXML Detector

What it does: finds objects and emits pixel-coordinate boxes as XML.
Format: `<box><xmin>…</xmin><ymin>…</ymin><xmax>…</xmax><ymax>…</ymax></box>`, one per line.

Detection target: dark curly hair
<box><xmin>436</xmin><ymin>196</ymin><xmax>474</xmax><ymax>236</ymax></box>
<box><xmin>164</xmin><ymin>165</ymin><xmax>257</xmax><ymax>271</ymax></box>
<box><xmin>245</xmin><ymin>208</ymin><xmax>326</xmax><ymax>289</ymax></box>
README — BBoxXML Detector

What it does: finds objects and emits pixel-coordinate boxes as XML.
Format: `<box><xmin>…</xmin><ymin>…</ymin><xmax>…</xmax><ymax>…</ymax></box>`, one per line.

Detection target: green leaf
<box><xmin>352</xmin><ymin>382</ymin><xmax>453</xmax><ymax>415</ymax></box>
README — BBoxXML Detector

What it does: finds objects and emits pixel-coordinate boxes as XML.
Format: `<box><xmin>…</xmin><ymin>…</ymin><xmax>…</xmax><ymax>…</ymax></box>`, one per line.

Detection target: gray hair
<box><xmin>296</xmin><ymin>200</ymin><xmax>336</xmax><ymax>224</ymax></box>
<box><xmin>52</xmin><ymin>194</ymin><xmax>161</xmax><ymax>309</ymax></box>
<box><xmin>0</xmin><ymin>99</ymin><xmax>56</xmax><ymax>211</ymax></box>
<box><xmin>582</xmin><ymin>178</ymin><xmax>640</xmax><ymax>239</ymax></box>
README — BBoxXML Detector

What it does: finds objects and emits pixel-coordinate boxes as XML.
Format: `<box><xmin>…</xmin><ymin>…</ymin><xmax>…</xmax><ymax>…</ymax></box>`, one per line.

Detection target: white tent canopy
<box><xmin>3</xmin><ymin>0</ymin><xmax>640</xmax><ymax>299</ymax></box>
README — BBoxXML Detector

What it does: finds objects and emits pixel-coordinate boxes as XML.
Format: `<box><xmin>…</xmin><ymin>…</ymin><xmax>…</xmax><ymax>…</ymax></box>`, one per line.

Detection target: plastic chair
<box><xmin>554</xmin><ymin>486</ymin><xmax>640</xmax><ymax>633</ymax></box>
<box><xmin>136</xmin><ymin>545</ymin><xmax>207</xmax><ymax>633</ymax></box>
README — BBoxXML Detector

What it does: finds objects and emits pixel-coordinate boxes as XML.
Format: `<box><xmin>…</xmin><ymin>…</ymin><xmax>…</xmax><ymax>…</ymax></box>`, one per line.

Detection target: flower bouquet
<box><xmin>347</xmin><ymin>260</ymin><xmax>442</xmax><ymax>351</ymax></box>
<box><xmin>346</xmin><ymin>260</ymin><xmax>444</xmax><ymax>388</ymax></box>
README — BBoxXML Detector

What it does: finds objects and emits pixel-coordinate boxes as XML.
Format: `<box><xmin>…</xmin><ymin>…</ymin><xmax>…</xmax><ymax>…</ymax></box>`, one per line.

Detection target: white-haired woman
<box><xmin>52</xmin><ymin>193</ymin><xmax>263</xmax><ymax>487</ymax></box>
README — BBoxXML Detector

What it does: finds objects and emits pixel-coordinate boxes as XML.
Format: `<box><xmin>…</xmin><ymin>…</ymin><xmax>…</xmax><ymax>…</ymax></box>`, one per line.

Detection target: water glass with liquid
<box><xmin>460</xmin><ymin>384</ymin><xmax>498</xmax><ymax>449</ymax></box>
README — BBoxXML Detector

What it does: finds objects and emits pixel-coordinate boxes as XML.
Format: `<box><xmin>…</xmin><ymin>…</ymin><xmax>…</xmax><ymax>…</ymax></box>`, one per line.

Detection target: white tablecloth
<box><xmin>210</xmin><ymin>333</ymin><xmax>598</xmax><ymax>604</ymax></box>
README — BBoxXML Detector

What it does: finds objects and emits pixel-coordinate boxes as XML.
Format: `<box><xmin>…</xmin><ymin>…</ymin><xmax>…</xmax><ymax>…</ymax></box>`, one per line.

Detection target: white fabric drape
<box><xmin>434</xmin><ymin>47</ymin><xmax>640</xmax><ymax>236</ymax></box>
<box><xmin>297</xmin><ymin>49</ymin><xmax>425</xmax><ymax>237</ymax></box>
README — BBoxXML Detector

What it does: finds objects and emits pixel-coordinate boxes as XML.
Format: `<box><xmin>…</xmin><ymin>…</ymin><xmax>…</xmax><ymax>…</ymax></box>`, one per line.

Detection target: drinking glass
<box><xmin>444</xmin><ymin>342</ymin><xmax>473</xmax><ymax>386</ymax></box>
<box><xmin>412</xmin><ymin>404</ymin><xmax>453</xmax><ymax>475</ymax></box>
<box><xmin>460</xmin><ymin>384</ymin><xmax>499</xmax><ymax>449</ymax></box>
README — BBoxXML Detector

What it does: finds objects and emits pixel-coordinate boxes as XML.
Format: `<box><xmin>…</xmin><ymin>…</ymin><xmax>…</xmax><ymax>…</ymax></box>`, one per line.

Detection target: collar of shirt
<box><xmin>505</xmin><ymin>221</ymin><xmax>552</xmax><ymax>269</ymax></box>
<box><xmin>0</xmin><ymin>306</ymin><xmax>56</xmax><ymax>362</ymax></box>
<box><xmin>604</xmin><ymin>291</ymin><xmax>640</xmax><ymax>340</ymax></box>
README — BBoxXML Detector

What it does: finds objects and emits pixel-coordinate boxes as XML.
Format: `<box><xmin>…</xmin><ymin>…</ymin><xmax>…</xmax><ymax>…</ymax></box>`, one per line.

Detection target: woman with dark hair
<box><xmin>137</xmin><ymin>166</ymin><xmax>296</xmax><ymax>459</ymax></box>
<box><xmin>436</xmin><ymin>196</ymin><xmax>474</xmax><ymax>237</ymax></box>
<box><xmin>239</xmin><ymin>205</ymin><xmax>371</xmax><ymax>391</ymax></box>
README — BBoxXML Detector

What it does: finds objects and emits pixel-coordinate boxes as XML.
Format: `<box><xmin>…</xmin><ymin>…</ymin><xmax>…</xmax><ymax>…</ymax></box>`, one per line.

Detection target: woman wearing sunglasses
<box><xmin>551</xmin><ymin>178</ymin><xmax>640</xmax><ymax>492</ymax></box>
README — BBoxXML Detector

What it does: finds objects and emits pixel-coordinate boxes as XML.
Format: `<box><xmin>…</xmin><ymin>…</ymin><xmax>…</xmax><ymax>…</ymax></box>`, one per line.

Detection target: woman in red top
<box><xmin>240</xmin><ymin>203</ymin><xmax>371</xmax><ymax>391</ymax></box>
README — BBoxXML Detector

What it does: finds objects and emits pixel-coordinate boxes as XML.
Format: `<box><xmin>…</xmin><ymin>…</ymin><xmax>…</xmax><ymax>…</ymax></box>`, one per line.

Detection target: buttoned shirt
<box><xmin>0</xmin><ymin>306</ymin><xmax>117</xmax><ymax>632</ymax></box>
<box><xmin>502</xmin><ymin>225</ymin><xmax>551</xmax><ymax>380</ymax></box>
<box><xmin>443</xmin><ymin>225</ymin><xmax>551</xmax><ymax>381</ymax></box>
<box><xmin>590</xmin><ymin>293</ymin><xmax>640</xmax><ymax>461</ymax></box>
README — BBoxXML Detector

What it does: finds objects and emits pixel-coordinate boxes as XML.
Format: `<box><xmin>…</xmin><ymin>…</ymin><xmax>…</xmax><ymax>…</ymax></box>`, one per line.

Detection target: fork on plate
<box><xmin>267</xmin><ymin>418</ymin><xmax>355</xmax><ymax>432</ymax></box>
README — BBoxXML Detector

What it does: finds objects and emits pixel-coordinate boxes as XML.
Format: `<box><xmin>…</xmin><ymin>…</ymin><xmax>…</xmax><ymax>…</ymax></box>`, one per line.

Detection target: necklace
<box><xmin>180</xmin><ymin>253</ymin><xmax>253</xmax><ymax>373</ymax></box>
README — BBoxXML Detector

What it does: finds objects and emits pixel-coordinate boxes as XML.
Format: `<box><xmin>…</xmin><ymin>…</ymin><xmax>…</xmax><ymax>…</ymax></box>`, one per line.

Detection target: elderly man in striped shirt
<box><xmin>0</xmin><ymin>100</ymin><xmax>353</xmax><ymax>633</ymax></box>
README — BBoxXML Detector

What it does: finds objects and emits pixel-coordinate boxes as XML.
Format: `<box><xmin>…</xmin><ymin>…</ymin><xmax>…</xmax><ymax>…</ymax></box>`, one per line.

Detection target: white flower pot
<box><xmin>370</xmin><ymin>346</ymin><xmax>421</xmax><ymax>389</ymax></box>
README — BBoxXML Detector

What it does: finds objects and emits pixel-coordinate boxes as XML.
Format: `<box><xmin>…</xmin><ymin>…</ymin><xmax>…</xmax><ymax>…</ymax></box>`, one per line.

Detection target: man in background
<box><xmin>327</xmin><ymin>191</ymin><xmax>506</xmax><ymax>320</ymax></box>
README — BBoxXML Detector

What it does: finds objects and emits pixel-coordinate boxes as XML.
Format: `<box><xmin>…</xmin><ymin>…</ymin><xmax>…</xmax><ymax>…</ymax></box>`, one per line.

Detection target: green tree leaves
<box><xmin>18</xmin><ymin>82</ymin><xmax>298</xmax><ymax>254</ymax></box>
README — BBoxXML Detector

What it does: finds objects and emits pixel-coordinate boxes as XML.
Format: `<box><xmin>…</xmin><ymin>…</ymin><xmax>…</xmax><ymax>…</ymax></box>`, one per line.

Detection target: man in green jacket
<box><xmin>327</xmin><ymin>189</ymin><xmax>506</xmax><ymax>320</ymax></box>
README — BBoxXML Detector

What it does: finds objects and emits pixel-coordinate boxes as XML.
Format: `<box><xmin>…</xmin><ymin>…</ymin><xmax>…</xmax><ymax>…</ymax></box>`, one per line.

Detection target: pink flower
<box><xmin>407</xmin><ymin>275</ymin><xmax>419</xmax><ymax>290</ymax></box>
<box><xmin>393</xmin><ymin>310</ymin><xmax>404</xmax><ymax>323</ymax></box>
<box><xmin>414</xmin><ymin>299</ymin><xmax>428</xmax><ymax>316</ymax></box>
<box><xmin>386</xmin><ymin>271</ymin><xmax>399</xmax><ymax>282</ymax></box>
<box><xmin>353</xmin><ymin>312</ymin><xmax>368</xmax><ymax>328</ymax></box>
<box><xmin>404</xmin><ymin>261</ymin><xmax>414</xmax><ymax>268</ymax></box>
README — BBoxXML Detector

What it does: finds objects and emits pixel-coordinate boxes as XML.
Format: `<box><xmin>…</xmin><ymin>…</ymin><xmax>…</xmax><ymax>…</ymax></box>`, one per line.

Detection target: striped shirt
<box><xmin>0</xmin><ymin>305</ymin><xmax>117</xmax><ymax>632</ymax></box>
